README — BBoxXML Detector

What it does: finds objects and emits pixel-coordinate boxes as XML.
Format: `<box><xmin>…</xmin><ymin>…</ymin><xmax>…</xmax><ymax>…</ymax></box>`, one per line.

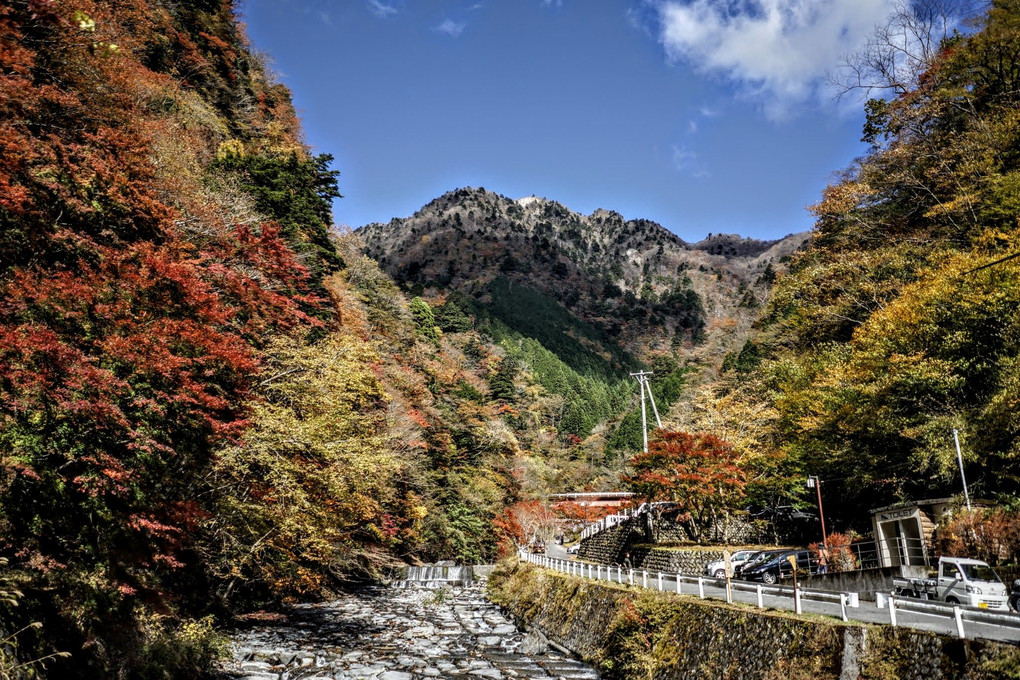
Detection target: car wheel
<box><xmin>946</xmin><ymin>596</ymin><xmax>960</xmax><ymax>604</ymax></box>
<box><xmin>762</xmin><ymin>571</ymin><xmax>777</xmax><ymax>585</ymax></box>
<box><xmin>713</xmin><ymin>569</ymin><xmax>725</xmax><ymax>579</ymax></box>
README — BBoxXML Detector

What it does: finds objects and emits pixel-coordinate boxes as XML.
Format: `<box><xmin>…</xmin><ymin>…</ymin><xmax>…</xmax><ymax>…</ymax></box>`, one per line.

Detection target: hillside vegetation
<box><xmin>360</xmin><ymin>188</ymin><xmax>808</xmax><ymax>461</ymax></box>
<box><xmin>360</xmin><ymin>188</ymin><xmax>808</xmax><ymax>362</ymax></box>
<box><xmin>0</xmin><ymin>2</ymin><xmax>584</xmax><ymax>677</ymax></box>
<box><xmin>668</xmin><ymin>0</ymin><xmax>1020</xmax><ymax>527</ymax></box>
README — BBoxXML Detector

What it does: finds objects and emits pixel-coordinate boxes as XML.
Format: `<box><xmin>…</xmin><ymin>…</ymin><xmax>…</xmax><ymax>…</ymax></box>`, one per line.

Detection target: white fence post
<box><xmin>954</xmin><ymin>607</ymin><xmax>965</xmax><ymax>639</ymax></box>
<box><xmin>658</xmin><ymin>572</ymin><xmax>663</xmax><ymax>591</ymax></box>
<box><xmin>642</xmin><ymin>571</ymin><xmax>648</xmax><ymax>589</ymax></box>
<box><xmin>756</xmin><ymin>584</ymin><xmax>763</xmax><ymax>609</ymax></box>
<box><xmin>839</xmin><ymin>593</ymin><xmax>848</xmax><ymax>622</ymax></box>
<box><xmin>629</xmin><ymin>569</ymin><xmax>634</xmax><ymax>586</ymax></box>
<box><xmin>698</xmin><ymin>577</ymin><xmax>705</xmax><ymax>599</ymax></box>
<box><xmin>597</xmin><ymin>565</ymin><xmax>602</xmax><ymax>581</ymax></box>
<box><xmin>676</xmin><ymin>573</ymin><xmax>682</xmax><ymax>594</ymax></box>
<box><xmin>889</xmin><ymin>596</ymin><xmax>897</xmax><ymax>627</ymax></box>
<box><xmin>794</xmin><ymin>587</ymin><xmax>802</xmax><ymax>615</ymax></box>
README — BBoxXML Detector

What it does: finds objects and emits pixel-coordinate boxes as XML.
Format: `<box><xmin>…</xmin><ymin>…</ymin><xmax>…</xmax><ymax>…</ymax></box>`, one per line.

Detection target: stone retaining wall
<box><xmin>580</xmin><ymin>540</ymin><xmax>727</xmax><ymax>576</ymax></box>
<box><xmin>576</xmin><ymin>520</ymin><xmax>635</xmax><ymax>564</ymax></box>
<box><xmin>488</xmin><ymin>562</ymin><xmax>1020</xmax><ymax>680</ymax></box>
<box><xmin>629</xmin><ymin>547</ymin><xmax>726</xmax><ymax>575</ymax></box>
<box><xmin>579</xmin><ymin>513</ymin><xmax>770</xmax><ymax>565</ymax></box>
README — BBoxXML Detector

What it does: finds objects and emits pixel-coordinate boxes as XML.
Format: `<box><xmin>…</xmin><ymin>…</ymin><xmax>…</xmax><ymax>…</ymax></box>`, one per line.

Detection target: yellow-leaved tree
<box><xmin>201</xmin><ymin>332</ymin><xmax>409</xmax><ymax>603</ymax></box>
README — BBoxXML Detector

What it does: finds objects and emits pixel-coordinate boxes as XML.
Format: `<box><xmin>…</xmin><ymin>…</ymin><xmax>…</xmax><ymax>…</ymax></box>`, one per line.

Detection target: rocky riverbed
<box><xmin>217</xmin><ymin>582</ymin><xmax>598</xmax><ymax>680</ymax></box>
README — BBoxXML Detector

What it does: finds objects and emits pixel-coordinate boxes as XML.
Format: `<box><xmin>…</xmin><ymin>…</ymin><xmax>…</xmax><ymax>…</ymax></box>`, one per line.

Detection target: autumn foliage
<box><xmin>671</xmin><ymin>0</ymin><xmax>1020</xmax><ymax>528</ymax></box>
<box><xmin>934</xmin><ymin>507</ymin><xmax>1020</xmax><ymax>567</ymax></box>
<box><xmin>0</xmin><ymin>0</ymin><xmax>342</xmax><ymax>675</ymax></box>
<box><xmin>623</xmin><ymin>431</ymin><xmax>746</xmax><ymax>543</ymax></box>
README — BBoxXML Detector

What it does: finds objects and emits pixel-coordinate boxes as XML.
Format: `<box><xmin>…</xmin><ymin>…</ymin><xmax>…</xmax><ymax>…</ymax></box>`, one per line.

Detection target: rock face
<box><xmin>217</xmin><ymin>582</ymin><xmax>598</xmax><ymax>680</ymax></box>
<box><xmin>358</xmin><ymin>186</ymin><xmax>809</xmax><ymax>360</ymax></box>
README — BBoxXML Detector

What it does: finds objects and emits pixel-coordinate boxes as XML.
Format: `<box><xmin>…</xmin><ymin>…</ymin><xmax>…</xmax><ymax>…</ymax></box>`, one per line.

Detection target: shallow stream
<box><xmin>217</xmin><ymin>578</ymin><xmax>599</xmax><ymax>680</ymax></box>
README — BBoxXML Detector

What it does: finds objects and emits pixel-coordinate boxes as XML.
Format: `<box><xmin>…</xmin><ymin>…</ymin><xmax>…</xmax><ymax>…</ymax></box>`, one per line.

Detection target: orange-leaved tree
<box><xmin>493</xmin><ymin>500</ymin><xmax>557</xmax><ymax>552</ymax></box>
<box><xmin>623</xmin><ymin>431</ymin><xmax>746</xmax><ymax>543</ymax></box>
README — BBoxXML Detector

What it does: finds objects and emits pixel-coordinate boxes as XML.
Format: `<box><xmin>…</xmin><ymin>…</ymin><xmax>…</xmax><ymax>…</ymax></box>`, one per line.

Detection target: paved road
<box><xmin>530</xmin><ymin>558</ymin><xmax>1020</xmax><ymax>645</ymax></box>
<box><xmin>545</xmin><ymin>541</ymin><xmax>569</xmax><ymax>562</ymax></box>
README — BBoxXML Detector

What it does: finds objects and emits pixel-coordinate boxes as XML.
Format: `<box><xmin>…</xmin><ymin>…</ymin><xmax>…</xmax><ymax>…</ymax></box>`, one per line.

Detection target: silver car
<box><xmin>704</xmin><ymin>550</ymin><xmax>760</xmax><ymax>578</ymax></box>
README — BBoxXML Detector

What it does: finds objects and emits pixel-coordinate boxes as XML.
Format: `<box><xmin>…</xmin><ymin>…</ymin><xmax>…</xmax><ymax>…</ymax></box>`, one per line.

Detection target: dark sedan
<box><xmin>741</xmin><ymin>549</ymin><xmax>816</xmax><ymax>584</ymax></box>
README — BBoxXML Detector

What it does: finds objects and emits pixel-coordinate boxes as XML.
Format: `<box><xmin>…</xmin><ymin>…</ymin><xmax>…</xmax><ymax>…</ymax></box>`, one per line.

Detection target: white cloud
<box><xmin>671</xmin><ymin>144</ymin><xmax>708</xmax><ymax>177</ymax></box>
<box><xmin>687</xmin><ymin>119</ymin><xmax>698</xmax><ymax>134</ymax></box>
<box><xmin>542</xmin><ymin>0</ymin><xmax>563</xmax><ymax>7</ymax></box>
<box><xmin>436</xmin><ymin>18</ymin><xmax>466</xmax><ymax>36</ymax></box>
<box><xmin>368</xmin><ymin>0</ymin><xmax>398</xmax><ymax>18</ymax></box>
<box><xmin>656</xmin><ymin>0</ymin><xmax>897</xmax><ymax>118</ymax></box>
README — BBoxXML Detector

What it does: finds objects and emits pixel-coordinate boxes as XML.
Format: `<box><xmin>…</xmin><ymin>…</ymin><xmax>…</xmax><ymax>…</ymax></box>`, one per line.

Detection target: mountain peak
<box><xmin>358</xmin><ymin>189</ymin><xmax>808</xmax><ymax>360</ymax></box>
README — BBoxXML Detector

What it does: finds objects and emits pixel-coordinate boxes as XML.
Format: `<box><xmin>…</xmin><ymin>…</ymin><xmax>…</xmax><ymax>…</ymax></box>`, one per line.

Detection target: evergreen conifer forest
<box><xmin>2</xmin><ymin>0</ymin><xmax>1020</xmax><ymax>676</ymax></box>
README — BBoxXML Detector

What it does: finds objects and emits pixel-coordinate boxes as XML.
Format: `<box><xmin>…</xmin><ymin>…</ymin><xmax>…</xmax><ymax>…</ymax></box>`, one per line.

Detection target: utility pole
<box><xmin>806</xmin><ymin>475</ymin><xmax>828</xmax><ymax>551</ymax></box>
<box><xmin>630</xmin><ymin>371</ymin><xmax>661</xmax><ymax>453</ymax></box>
<box><xmin>953</xmin><ymin>429</ymin><xmax>972</xmax><ymax>511</ymax></box>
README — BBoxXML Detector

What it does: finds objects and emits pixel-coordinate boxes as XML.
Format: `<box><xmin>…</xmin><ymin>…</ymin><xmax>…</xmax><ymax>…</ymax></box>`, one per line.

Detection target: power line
<box><xmin>962</xmin><ymin>251</ymin><xmax>1020</xmax><ymax>275</ymax></box>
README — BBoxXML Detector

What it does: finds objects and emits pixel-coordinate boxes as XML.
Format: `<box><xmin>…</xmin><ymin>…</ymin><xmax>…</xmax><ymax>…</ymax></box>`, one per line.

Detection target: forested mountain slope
<box><xmin>667</xmin><ymin>0</ymin><xmax>1020</xmax><ymax>531</ymax></box>
<box><xmin>359</xmin><ymin>191</ymin><xmax>808</xmax><ymax>459</ymax></box>
<box><xmin>0</xmin><ymin>2</ymin><xmax>577</xmax><ymax>677</ymax></box>
<box><xmin>359</xmin><ymin>188</ymin><xmax>808</xmax><ymax>361</ymax></box>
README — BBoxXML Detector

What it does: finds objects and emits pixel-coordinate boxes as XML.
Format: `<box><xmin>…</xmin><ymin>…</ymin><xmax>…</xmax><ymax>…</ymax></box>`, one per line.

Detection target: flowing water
<box><xmin>218</xmin><ymin>566</ymin><xmax>598</xmax><ymax>680</ymax></box>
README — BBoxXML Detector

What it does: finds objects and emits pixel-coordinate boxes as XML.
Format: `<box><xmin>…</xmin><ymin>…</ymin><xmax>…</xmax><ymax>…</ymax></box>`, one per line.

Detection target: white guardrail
<box><xmin>519</xmin><ymin>551</ymin><xmax>1020</xmax><ymax>641</ymax></box>
<box><xmin>877</xmin><ymin>592</ymin><xmax>1020</xmax><ymax>638</ymax></box>
<box><xmin>520</xmin><ymin>550</ymin><xmax>859</xmax><ymax>621</ymax></box>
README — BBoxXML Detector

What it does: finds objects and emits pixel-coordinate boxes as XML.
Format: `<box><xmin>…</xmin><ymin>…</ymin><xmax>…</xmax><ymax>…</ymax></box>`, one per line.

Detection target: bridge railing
<box><xmin>580</xmin><ymin>508</ymin><xmax>633</xmax><ymax>541</ymax></box>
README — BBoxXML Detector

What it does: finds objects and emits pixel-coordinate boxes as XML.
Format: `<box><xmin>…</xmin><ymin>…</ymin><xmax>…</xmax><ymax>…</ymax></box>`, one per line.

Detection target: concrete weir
<box><xmin>217</xmin><ymin>564</ymin><xmax>598</xmax><ymax>680</ymax></box>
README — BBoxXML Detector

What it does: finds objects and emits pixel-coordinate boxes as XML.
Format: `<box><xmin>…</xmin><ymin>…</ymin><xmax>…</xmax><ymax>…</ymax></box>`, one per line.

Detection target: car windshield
<box><xmin>746</xmin><ymin>552</ymin><xmax>777</xmax><ymax>567</ymax></box>
<box><xmin>961</xmin><ymin>563</ymin><xmax>1001</xmax><ymax>583</ymax></box>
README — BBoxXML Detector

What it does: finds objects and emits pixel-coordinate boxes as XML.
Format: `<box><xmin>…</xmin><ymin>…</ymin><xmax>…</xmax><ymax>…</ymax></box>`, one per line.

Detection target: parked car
<box><xmin>704</xmin><ymin>550</ymin><xmax>760</xmax><ymax>579</ymax></box>
<box><xmin>741</xmin><ymin>549</ymin><xmax>816</xmax><ymax>584</ymax></box>
<box><xmin>566</xmin><ymin>543</ymin><xmax>580</xmax><ymax>554</ymax></box>
<box><xmin>529</xmin><ymin>541</ymin><xmax>546</xmax><ymax>554</ymax></box>
<box><xmin>734</xmin><ymin>549</ymin><xmax>788</xmax><ymax>579</ymax></box>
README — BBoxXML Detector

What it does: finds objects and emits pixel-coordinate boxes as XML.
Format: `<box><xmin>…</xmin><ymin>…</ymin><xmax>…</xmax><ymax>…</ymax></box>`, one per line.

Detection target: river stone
<box><xmin>217</xmin><ymin>580</ymin><xmax>599</xmax><ymax>680</ymax></box>
<box><xmin>519</xmin><ymin>629</ymin><xmax>550</xmax><ymax>656</ymax></box>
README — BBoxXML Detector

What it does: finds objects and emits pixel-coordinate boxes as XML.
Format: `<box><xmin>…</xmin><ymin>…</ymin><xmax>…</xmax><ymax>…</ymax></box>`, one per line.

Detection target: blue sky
<box><xmin>240</xmin><ymin>0</ymin><xmax>899</xmax><ymax>241</ymax></box>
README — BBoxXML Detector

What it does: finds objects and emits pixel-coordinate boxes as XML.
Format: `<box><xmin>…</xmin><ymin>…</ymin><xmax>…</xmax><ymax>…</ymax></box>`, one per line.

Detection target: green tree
<box><xmin>434</xmin><ymin>299</ymin><xmax>472</xmax><ymax>333</ymax></box>
<box><xmin>489</xmin><ymin>356</ymin><xmax>518</xmax><ymax>402</ymax></box>
<box><xmin>409</xmin><ymin>297</ymin><xmax>441</xmax><ymax>343</ymax></box>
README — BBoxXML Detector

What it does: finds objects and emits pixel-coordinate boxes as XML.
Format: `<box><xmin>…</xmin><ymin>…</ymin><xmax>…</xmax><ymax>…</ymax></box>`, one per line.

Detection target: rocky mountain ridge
<box><xmin>359</xmin><ymin>187</ymin><xmax>809</xmax><ymax>361</ymax></box>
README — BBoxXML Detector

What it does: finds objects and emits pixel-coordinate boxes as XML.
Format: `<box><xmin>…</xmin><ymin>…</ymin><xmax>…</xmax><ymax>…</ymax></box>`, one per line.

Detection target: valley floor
<box><xmin>216</xmin><ymin>582</ymin><xmax>598</xmax><ymax>680</ymax></box>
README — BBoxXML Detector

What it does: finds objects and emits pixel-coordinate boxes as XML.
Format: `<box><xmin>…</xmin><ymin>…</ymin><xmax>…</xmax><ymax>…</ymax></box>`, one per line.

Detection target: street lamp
<box><xmin>806</xmin><ymin>475</ymin><xmax>828</xmax><ymax>551</ymax></box>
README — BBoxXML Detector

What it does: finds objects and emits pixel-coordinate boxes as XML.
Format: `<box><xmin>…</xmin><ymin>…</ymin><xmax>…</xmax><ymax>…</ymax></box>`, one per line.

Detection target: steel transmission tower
<box><xmin>630</xmin><ymin>371</ymin><xmax>661</xmax><ymax>453</ymax></box>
